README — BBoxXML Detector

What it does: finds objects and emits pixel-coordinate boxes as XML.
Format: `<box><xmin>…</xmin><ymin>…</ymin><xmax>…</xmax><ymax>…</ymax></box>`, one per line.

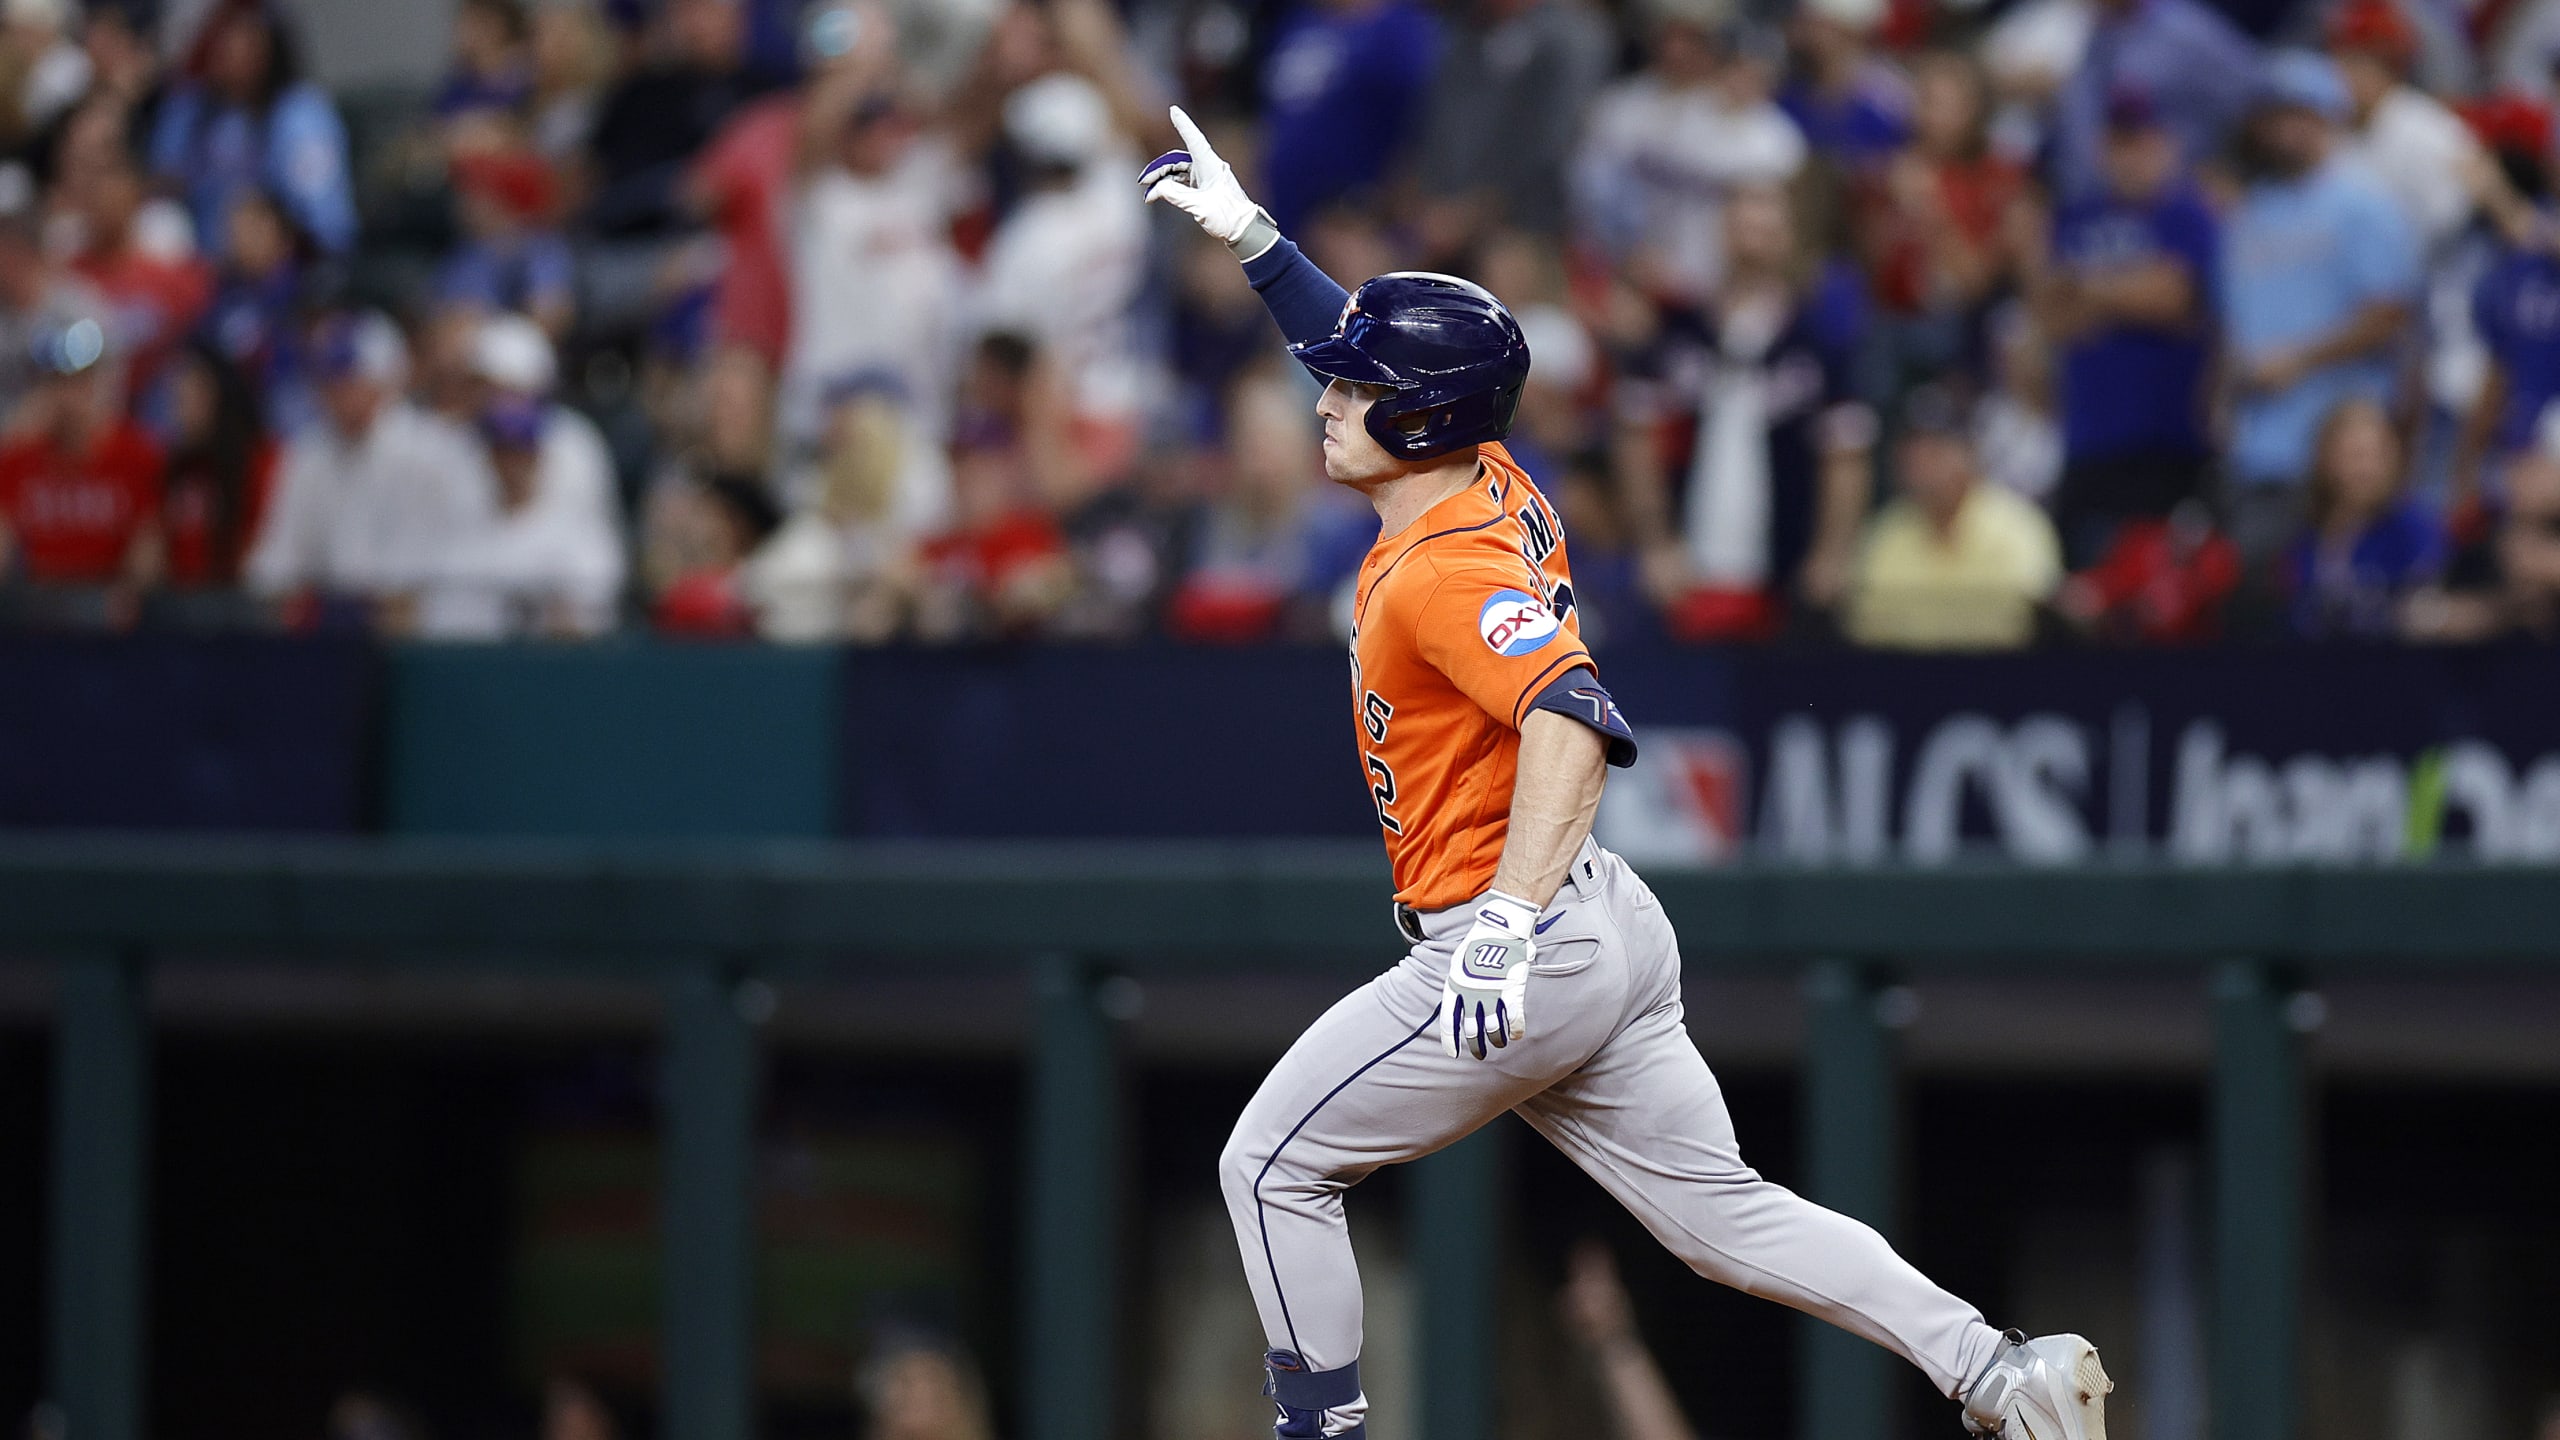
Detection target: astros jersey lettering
<box><xmin>1349</xmin><ymin>442</ymin><xmax>1591</xmax><ymax>911</ymax></box>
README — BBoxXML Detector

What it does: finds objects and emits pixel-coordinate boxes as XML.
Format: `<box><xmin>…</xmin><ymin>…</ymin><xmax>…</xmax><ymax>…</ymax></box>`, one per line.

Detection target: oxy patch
<box><xmin>1478</xmin><ymin>589</ymin><xmax>1560</xmax><ymax>656</ymax></box>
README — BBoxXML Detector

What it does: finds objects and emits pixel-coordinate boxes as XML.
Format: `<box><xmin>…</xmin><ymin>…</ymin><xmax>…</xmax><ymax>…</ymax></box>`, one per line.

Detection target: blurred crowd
<box><xmin>10</xmin><ymin>0</ymin><xmax>2560</xmax><ymax>648</ymax></box>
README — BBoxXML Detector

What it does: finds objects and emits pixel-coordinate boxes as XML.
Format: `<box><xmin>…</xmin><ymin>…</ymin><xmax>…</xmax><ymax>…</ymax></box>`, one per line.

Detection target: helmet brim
<box><xmin>1288</xmin><ymin>334</ymin><xmax>1412</xmax><ymax>389</ymax></box>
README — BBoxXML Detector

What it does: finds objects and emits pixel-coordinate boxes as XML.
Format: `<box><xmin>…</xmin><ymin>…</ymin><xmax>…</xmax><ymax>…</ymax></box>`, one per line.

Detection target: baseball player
<box><xmin>1142</xmin><ymin>109</ymin><xmax>2112</xmax><ymax>1440</ymax></box>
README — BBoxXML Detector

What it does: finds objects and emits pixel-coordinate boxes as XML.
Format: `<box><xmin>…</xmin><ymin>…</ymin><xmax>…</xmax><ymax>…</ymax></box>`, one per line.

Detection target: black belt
<box><xmin>1392</xmin><ymin>853</ymin><xmax>1601</xmax><ymax>945</ymax></box>
<box><xmin>1394</xmin><ymin>901</ymin><xmax>1426</xmax><ymax>944</ymax></box>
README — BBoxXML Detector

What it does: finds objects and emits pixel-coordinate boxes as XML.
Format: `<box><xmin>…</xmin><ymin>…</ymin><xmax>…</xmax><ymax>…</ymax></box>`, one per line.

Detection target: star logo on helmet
<box><xmin>1336</xmin><ymin>294</ymin><xmax>1360</xmax><ymax>333</ymax></box>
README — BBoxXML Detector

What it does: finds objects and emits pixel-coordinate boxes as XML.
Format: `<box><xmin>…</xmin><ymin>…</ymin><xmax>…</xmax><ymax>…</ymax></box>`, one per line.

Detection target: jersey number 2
<box><xmin>1366</xmin><ymin>754</ymin><xmax>1403</xmax><ymax>835</ymax></box>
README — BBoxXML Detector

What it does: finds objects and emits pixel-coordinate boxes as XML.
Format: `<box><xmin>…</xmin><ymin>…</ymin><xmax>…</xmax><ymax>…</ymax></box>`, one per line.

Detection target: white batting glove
<box><xmin>1444</xmin><ymin>891</ymin><xmax>1537</xmax><ymax>1060</ymax></box>
<box><xmin>1139</xmin><ymin>106</ymin><xmax>1277</xmax><ymax>257</ymax></box>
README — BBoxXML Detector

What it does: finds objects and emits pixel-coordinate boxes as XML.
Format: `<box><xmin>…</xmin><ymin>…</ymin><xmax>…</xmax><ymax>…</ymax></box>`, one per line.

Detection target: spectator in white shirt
<box><xmin>2326</xmin><ymin>1</ymin><xmax>2506</xmax><ymax>459</ymax></box>
<box><xmin>782</xmin><ymin>69</ymin><xmax>969</xmax><ymax>453</ymax></box>
<box><xmin>1573</xmin><ymin>1</ymin><xmax>1806</xmax><ymax>303</ymax></box>
<box><xmin>2329</xmin><ymin>0</ymin><xmax>2483</xmax><ymax>253</ymax></box>
<box><xmin>419</xmin><ymin>396</ymin><xmax>626</xmax><ymax>638</ymax></box>
<box><xmin>4</xmin><ymin>0</ymin><xmax>93</xmax><ymax>139</ymax></box>
<box><xmin>243</xmin><ymin>312</ymin><xmax>494</xmax><ymax>628</ymax></box>
<box><xmin>972</xmin><ymin>72</ymin><xmax>1147</xmax><ymax>479</ymax></box>
<box><xmin>412</xmin><ymin>313</ymin><xmax>626</xmax><ymax>638</ymax></box>
<box><xmin>747</xmin><ymin>371</ymin><xmax>949</xmax><ymax>641</ymax></box>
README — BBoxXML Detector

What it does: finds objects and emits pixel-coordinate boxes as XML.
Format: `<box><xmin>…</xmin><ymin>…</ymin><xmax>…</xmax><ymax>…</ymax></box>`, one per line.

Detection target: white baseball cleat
<box><xmin>1960</xmin><ymin>1330</ymin><xmax>2113</xmax><ymax>1440</ymax></box>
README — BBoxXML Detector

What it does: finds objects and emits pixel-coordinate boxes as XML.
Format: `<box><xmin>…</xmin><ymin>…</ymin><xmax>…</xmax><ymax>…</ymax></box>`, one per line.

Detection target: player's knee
<box><xmin>1218</xmin><ymin>1123</ymin><xmax>1271</xmax><ymax>1213</ymax></box>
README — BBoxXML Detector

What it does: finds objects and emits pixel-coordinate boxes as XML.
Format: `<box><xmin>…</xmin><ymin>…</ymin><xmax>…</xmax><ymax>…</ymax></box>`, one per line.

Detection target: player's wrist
<box><xmin>1472</xmin><ymin>890</ymin><xmax>1539</xmax><ymax>935</ymax></box>
<box><xmin>1229</xmin><ymin>207</ymin><xmax>1279</xmax><ymax>262</ymax></box>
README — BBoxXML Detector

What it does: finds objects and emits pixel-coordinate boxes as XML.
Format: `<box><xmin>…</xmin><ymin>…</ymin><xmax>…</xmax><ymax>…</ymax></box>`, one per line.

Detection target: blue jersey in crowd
<box><xmin>438</xmin><ymin>234</ymin><xmax>578</xmax><ymax>319</ymax></box>
<box><xmin>2472</xmin><ymin>237</ymin><xmax>2560</xmax><ymax>456</ymax></box>
<box><xmin>2285</xmin><ymin>499</ymin><xmax>2446</xmax><ymax>638</ymax></box>
<box><xmin>1778</xmin><ymin>68</ymin><xmax>1911</xmax><ymax>169</ymax></box>
<box><xmin>1259</xmin><ymin>1</ymin><xmax>1439</xmax><ymax>234</ymax></box>
<box><xmin>2054</xmin><ymin>185</ymin><xmax>2218</xmax><ymax>462</ymax></box>
<box><xmin>2050</xmin><ymin>0</ymin><xmax>2262</xmax><ymax>201</ymax></box>
<box><xmin>2220</xmin><ymin>160</ymin><xmax>2419</xmax><ymax>487</ymax></box>
<box><xmin>150</xmin><ymin>82</ymin><xmax>357</xmax><ymax>257</ymax></box>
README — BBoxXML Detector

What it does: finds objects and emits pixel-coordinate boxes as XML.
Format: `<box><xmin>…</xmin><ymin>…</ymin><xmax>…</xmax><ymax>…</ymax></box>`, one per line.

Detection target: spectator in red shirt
<box><xmin>686</xmin><ymin>92</ymin><xmax>797</xmax><ymax>372</ymax></box>
<box><xmin>65</xmin><ymin>142</ymin><xmax>213</xmax><ymax>398</ymax></box>
<box><xmin>0</xmin><ymin>319</ymin><xmax>167</xmax><ymax>604</ymax></box>
<box><xmin>914</xmin><ymin>340</ymin><xmax>1075</xmax><ymax>640</ymax></box>
<box><xmin>652</xmin><ymin>474</ymin><xmax>780</xmax><ymax>638</ymax></box>
<box><xmin>912</xmin><ymin>448</ymin><xmax>1072</xmax><ymax>641</ymax></box>
<box><xmin>2059</xmin><ymin>498</ymin><xmax>2240</xmax><ymax>643</ymax></box>
<box><xmin>159</xmin><ymin>342</ymin><xmax>277</xmax><ymax>590</ymax></box>
<box><xmin>1863</xmin><ymin>49</ymin><xmax>2023</xmax><ymax>374</ymax></box>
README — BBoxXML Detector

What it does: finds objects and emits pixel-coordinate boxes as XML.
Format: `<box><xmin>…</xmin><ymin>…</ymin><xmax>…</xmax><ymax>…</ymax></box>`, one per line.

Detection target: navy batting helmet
<box><xmin>1289</xmin><ymin>272</ymin><xmax>1531</xmax><ymax>461</ymax></box>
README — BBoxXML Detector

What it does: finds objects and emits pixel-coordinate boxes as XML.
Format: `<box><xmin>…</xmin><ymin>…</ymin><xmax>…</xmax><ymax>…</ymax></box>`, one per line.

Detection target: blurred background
<box><xmin>2</xmin><ymin>0</ymin><xmax>2560</xmax><ymax>1438</ymax></box>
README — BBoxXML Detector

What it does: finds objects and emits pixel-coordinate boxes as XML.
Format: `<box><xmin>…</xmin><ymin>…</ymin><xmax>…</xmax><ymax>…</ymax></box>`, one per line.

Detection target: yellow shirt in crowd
<box><xmin>1846</xmin><ymin>485</ymin><xmax>2062</xmax><ymax>651</ymax></box>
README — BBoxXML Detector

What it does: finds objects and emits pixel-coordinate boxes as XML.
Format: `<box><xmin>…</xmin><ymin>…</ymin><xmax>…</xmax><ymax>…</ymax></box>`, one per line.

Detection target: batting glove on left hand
<box><xmin>1140</xmin><ymin>106</ymin><xmax>1277</xmax><ymax>257</ymax></box>
<box><xmin>1444</xmin><ymin>890</ymin><xmax>1537</xmax><ymax>1060</ymax></box>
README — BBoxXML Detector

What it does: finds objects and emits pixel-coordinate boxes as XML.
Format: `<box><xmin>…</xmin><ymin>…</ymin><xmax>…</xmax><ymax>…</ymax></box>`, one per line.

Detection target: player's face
<box><xmin>1315</xmin><ymin>378</ymin><xmax>1404</xmax><ymax>487</ymax></box>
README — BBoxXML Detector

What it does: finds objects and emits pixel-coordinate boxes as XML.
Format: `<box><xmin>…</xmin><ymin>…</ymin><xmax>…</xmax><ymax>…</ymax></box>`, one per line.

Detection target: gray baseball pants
<box><xmin>1219</xmin><ymin>839</ymin><xmax>2004</xmax><ymax>1411</ymax></box>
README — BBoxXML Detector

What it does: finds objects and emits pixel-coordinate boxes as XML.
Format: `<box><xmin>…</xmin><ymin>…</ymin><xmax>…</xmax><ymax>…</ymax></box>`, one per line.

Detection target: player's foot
<box><xmin>1960</xmin><ymin>1330</ymin><xmax>2112</xmax><ymax>1440</ymax></box>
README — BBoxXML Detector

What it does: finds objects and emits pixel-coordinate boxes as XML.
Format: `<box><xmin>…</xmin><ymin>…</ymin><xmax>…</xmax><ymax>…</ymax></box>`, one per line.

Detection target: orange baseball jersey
<box><xmin>1348</xmin><ymin>442</ymin><xmax>1633</xmax><ymax>911</ymax></box>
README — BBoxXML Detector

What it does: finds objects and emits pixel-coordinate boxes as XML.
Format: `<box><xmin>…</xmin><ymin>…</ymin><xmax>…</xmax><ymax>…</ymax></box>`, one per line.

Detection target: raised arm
<box><xmin>1141</xmin><ymin>106</ymin><xmax>1350</xmax><ymax>348</ymax></box>
<box><xmin>1243</xmin><ymin>237</ymin><xmax>1353</xmax><ymax>348</ymax></box>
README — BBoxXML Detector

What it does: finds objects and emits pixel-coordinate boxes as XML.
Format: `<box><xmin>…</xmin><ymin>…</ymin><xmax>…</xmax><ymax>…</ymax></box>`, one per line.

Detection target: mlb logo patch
<box><xmin>1478</xmin><ymin>589</ymin><xmax>1560</xmax><ymax>656</ymax></box>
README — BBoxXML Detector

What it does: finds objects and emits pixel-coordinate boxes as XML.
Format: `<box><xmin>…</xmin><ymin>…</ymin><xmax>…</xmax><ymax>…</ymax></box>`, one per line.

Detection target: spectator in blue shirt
<box><xmin>438</xmin><ymin>150</ymin><xmax>576</xmax><ymax>339</ymax></box>
<box><xmin>2286</xmin><ymin>395</ymin><xmax>2444</xmax><ymax>637</ymax></box>
<box><xmin>433</xmin><ymin>0</ymin><xmax>534</xmax><ymax>123</ymax></box>
<box><xmin>2020</xmin><ymin>90</ymin><xmax>2218</xmax><ymax>563</ymax></box>
<box><xmin>1778</xmin><ymin>0</ymin><xmax>1910</xmax><ymax>170</ymax></box>
<box><xmin>148</xmin><ymin>3</ymin><xmax>357</xmax><ymax>259</ymax></box>
<box><xmin>2219</xmin><ymin>52</ymin><xmax>2419</xmax><ymax>566</ymax></box>
<box><xmin>2462</xmin><ymin>109</ymin><xmax>2560</xmax><ymax>510</ymax></box>
<box><xmin>198</xmin><ymin>188</ymin><xmax>313</xmax><ymax>438</ymax></box>
<box><xmin>1259</xmin><ymin>0</ymin><xmax>1439</xmax><ymax>235</ymax></box>
<box><xmin>2050</xmin><ymin>0</ymin><xmax>2262</xmax><ymax>202</ymax></box>
<box><xmin>2467</xmin><ymin>234</ymin><xmax>2560</xmax><ymax>470</ymax></box>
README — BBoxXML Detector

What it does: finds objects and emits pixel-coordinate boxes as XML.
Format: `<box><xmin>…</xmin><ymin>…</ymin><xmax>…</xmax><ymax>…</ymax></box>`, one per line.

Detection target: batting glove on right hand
<box><xmin>1444</xmin><ymin>890</ymin><xmax>1537</xmax><ymax>1060</ymax></box>
<box><xmin>1140</xmin><ymin>106</ymin><xmax>1277</xmax><ymax>257</ymax></box>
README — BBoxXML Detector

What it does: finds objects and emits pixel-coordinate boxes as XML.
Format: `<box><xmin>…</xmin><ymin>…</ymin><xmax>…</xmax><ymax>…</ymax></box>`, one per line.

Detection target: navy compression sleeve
<box><xmin>1526</xmin><ymin>666</ymin><xmax>1638</xmax><ymax>768</ymax></box>
<box><xmin>1241</xmin><ymin>236</ymin><xmax>1351</xmax><ymax>349</ymax></box>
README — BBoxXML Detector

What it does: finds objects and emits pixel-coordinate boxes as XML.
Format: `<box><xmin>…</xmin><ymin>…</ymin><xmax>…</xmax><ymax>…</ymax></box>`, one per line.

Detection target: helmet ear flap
<box><xmin>1364</xmin><ymin>389</ymin><xmax>1514</xmax><ymax>461</ymax></box>
<box><xmin>1360</xmin><ymin>395</ymin><xmax>1429</xmax><ymax>459</ymax></box>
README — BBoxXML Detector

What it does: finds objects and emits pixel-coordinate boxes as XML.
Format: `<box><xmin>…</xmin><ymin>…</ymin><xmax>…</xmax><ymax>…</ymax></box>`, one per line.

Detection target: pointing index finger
<box><xmin>1169</xmin><ymin>105</ymin><xmax>1215</xmax><ymax>163</ymax></box>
